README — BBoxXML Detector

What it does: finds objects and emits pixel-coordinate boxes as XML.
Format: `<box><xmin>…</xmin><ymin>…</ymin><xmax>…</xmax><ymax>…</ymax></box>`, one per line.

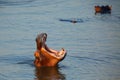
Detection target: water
<box><xmin>0</xmin><ymin>0</ymin><xmax>120</xmax><ymax>80</ymax></box>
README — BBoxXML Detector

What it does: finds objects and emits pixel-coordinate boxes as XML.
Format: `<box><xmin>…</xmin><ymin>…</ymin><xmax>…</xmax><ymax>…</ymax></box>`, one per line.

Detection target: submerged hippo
<box><xmin>34</xmin><ymin>33</ymin><xmax>67</xmax><ymax>67</ymax></box>
<box><xmin>94</xmin><ymin>5</ymin><xmax>112</xmax><ymax>15</ymax></box>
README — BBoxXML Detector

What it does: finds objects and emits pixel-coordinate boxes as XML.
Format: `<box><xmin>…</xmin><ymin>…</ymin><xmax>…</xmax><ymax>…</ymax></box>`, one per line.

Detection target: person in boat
<box><xmin>34</xmin><ymin>33</ymin><xmax>67</xmax><ymax>67</ymax></box>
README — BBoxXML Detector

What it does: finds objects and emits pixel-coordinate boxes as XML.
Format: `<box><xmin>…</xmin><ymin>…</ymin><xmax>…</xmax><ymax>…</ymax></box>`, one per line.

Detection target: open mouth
<box><xmin>34</xmin><ymin>33</ymin><xmax>67</xmax><ymax>67</ymax></box>
<box><xmin>35</xmin><ymin>33</ymin><xmax>67</xmax><ymax>60</ymax></box>
<box><xmin>41</xmin><ymin>47</ymin><xmax>67</xmax><ymax>60</ymax></box>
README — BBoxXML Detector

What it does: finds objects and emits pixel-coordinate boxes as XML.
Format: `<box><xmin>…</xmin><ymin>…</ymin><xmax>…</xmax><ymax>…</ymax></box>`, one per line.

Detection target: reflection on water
<box><xmin>34</xmin><ymin>66</ymin><xmax>65</xmax><ymax>80</ymax></box>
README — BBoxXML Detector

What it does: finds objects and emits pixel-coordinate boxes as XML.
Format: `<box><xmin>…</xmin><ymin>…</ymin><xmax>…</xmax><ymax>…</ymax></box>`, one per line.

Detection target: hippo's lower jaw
<box><xmin>34</xmin><ymin>47</ymin><xmax>67</xmax><ymax>67</ymax></box>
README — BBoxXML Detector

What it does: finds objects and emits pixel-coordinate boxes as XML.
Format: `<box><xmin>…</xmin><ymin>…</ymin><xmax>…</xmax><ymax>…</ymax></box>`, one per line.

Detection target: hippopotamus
<box><xmin>34</xmin><ymin>33</ymin><xmax>67</xmax><ymax>67</ymax></box>
<box><xmin>94</xmin><ymin>5</ymin><xmax>112</xmax><ymax>15</ymax></box>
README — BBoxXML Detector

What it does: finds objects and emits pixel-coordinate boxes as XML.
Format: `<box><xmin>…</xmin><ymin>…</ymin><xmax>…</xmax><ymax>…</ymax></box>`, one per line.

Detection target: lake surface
<box><xmin>0</xmin><ymin>0</ymin><xmax>120</xmax><ymax>80</ymax></box>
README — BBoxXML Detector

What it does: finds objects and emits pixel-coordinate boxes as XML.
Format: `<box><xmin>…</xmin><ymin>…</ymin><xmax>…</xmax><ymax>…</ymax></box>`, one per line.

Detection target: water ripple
<box><xmin>70</xmin><ymin>56</ymin><xmax>114</xmax><ymax>64</ymax></box>
<box><xmin>0</xmin><ymin>0</ymin><xmax>35</xmax><ymax>6</ymax></box>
